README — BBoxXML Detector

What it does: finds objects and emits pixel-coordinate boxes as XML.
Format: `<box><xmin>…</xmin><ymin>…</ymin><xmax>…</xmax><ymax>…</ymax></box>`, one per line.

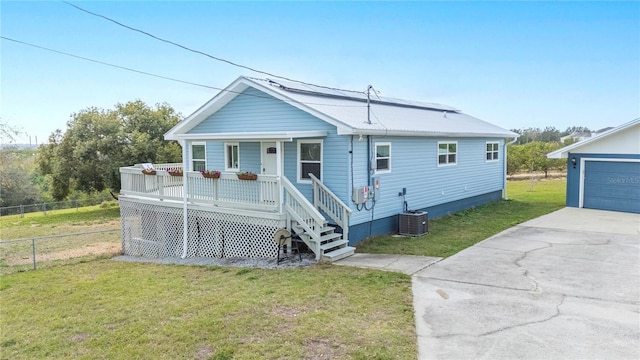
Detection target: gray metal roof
<box><xmin>166</xmin><ymin>76</ymin><xmax>518</xmax><ymax>139</ymax></box>
<box><xmin>256</xmin><ymin>78</ymin><xmax>517</xmax><ymax>138</ymax></box>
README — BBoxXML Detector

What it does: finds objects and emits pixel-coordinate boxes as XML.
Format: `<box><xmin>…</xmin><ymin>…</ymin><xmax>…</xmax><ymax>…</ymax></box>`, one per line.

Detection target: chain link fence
<box><xmin>0</xmin><ymin>199</ymin><xmax>117</xmax><ymax>217</ymax></box>
<box><xmin>0</xmin><ymin>229</ymin><xmax>121</xmax><ymax>275</ymax></box>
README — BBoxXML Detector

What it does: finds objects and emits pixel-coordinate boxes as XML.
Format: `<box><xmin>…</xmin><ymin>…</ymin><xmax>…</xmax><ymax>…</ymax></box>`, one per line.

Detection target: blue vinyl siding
<box><xmin>348</xmin><ymin>136</ymin><xmax>505</xmax><ymax>226</ymax></box>
<box><xmin>190</xmin><ymin>88</ymin><xmax>333</xmax><ymax>133</ymax></box>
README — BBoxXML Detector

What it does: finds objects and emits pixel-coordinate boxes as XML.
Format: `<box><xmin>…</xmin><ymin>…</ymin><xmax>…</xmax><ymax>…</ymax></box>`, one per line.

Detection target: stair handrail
<box><xmin>308</xmin><ymin>173</ymin><xmax>352</xmax><ymax>242</ymax></box>
<box><xmin>281</xmin><ymin>177</ymin><xmax>325</xmax><ymax>256</ymax></box>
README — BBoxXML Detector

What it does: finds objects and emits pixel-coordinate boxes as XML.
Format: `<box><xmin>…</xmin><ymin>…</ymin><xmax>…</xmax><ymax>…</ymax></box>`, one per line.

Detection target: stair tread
<box><xmin>322</xmin><ymin>246</ymin><xmax>355</xmax><ymax>260</ymax></box>
<box><xmin>319</xmin><ymin>239</ymin><xmax>348</xmax><ymax>250</ymax></box>
<box><xmin>319</xmin><ymin>226</ymin><xmax>335</xmax><ymax>233</ymax></box>
<box><xmin>319</xmin><ymin>233</ymin><xmax>342</xmax><ymax>242</ymax></box>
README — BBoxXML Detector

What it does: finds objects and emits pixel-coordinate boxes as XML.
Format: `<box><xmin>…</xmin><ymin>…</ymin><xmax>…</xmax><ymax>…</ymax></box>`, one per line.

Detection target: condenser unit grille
<box><xmin>399</xmin><ymin>211</ymin><xmax>428</xmax><ymax>236</ymax></box>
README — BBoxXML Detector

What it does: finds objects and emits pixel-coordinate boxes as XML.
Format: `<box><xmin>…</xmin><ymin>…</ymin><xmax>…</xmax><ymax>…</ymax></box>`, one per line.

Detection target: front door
<box><xmin>261</xmin><ymin>142</ymin><xmax>280</xmax><ymax>203</ymax></box>
<box><xmin>261</xmin><ymin>142</ymin><xmax>278</xmax><ymax>175</ymax></box>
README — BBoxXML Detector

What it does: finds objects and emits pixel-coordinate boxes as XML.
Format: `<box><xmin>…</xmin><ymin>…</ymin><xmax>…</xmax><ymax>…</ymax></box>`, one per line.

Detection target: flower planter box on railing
<box><xmin>236</xmin><ymin>173</ymin><xmax>258</xmax><ymax>181</ymax></box>
<box><xmin>142</xmin><ymin>169</ymin><xmax>156</xmax><ymax>175</ymax></box>
<box><xmin>200</xmin><ymin>170</ymin><xmax>221</xmax><ymax>179</ymax></box>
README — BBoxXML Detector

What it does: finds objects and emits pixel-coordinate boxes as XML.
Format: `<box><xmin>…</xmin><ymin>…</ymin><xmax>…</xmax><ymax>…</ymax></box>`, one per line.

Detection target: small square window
<box><xmin>486</xmin><ymin>142</ymin><xmax>499</xmax><ymax>161</ymax></box>
<box><xmin>438</xmin><ymin>141</ymin><xmax>457</xmax><ymax>166</ymax></box>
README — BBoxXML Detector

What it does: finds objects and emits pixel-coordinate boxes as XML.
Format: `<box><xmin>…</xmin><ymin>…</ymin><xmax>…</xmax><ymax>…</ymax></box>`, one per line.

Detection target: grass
<box><xmin>356</xmin><ymin>179</ymin><xmax>566</xmax><ymax>257</ymax></box>
<box><xmin>0</xmin><ymin>260</ymin><xmax>416</xmax><ymax>359</ymax></box>
<box><xmin>1</xmin><ymin>205</ymin><xmax>122</xmax><ymax>275</ymax></box>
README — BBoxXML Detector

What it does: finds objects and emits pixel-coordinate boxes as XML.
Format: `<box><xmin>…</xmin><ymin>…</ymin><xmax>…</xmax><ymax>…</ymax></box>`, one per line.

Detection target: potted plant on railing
<box><xmin>236</xmin><ymin>171</ymin><xmax>258</xmax><ymax>181</ymax></box>
<box><xmin>200</xmin><ymin>169</ymin><xmax>221</xmax><ymax>179</ymax></box>
<box><xmin>166</xmin><ymin>168</ymin><xmax>183</xmax><ymax>177</ymax></box>
<box><xmin>141</xmin><ymin>167</ymin><xmax>156</xmax><ymax>175</ymax></box>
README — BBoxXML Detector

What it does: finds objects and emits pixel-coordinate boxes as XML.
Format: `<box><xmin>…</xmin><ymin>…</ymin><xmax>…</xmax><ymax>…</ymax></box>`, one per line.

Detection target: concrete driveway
<box><xmin>412</xmin><ymin>208</ymin><xmax>639</xmax><ymax>359</ymax></box>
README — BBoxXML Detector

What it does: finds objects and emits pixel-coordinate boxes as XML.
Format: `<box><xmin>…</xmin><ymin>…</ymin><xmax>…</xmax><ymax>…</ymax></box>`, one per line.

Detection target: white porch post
<box><xmin>276</xmin><ymin>140</ymin><xmax>283</xmax><ymax>213</ymax></box>
<box><xmin>181</xmin><ymin>140</ymin><xmax>190</xmax><ymax>258</ymax></box>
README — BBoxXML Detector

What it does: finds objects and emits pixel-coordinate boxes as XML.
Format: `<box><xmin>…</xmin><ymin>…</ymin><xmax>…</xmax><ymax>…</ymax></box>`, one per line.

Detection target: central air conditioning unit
<box><xmin>398</xmin><ymin>211</ymin><xmax>428</xmax><ymax>236</ymax></box>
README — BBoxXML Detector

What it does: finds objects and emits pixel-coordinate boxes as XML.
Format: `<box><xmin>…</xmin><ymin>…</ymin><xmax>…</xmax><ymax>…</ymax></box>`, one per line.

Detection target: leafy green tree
<box><xmin>0</xmin><ymin>150</ymin><xmax>42</xmax><ymax>207</ymax></box>
<box><xmin>37</xmin><ymin>100</ymin><xmax>182</xmax><ymax>200</ymax></box>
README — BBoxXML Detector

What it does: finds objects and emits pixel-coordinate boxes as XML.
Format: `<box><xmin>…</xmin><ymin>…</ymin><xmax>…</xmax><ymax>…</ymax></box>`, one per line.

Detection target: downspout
<box><xmin>181</xmin><ymin>139</ymin><xmax>189</xmax><ymax>258</ymax></box>
<box><xmin>503</xmin><ymin>136</ymin><xmax>519</xmax><ymax>200</ymax></box>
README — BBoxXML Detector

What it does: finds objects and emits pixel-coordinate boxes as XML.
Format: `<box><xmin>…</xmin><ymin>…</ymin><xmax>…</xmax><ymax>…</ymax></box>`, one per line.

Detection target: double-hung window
<box><xmin>298</xmin><ymin>140</ymin><xmax>322</xmax><ymax>182</ymax></box>
<box><xmin>486</xmin><ymin>142</ymin><xmax>499</xmax><ymax>161</ymax></box>
<box><xmin>375</xmin><ymin>142</ymin><xmax>391</xmax><ymax>173</ymax></box>
<box><xmin>191</xmin><ymin>142</ymin><xmax>206</xmax><ymax>171</ymax></box>
<box><xmin>438</xmin><ymin>141</ymin><xmax>457</xmax><ymax>166</ymax></box>
<box><xmin>225</xmin><ymin>143</ymin><xmax>239</xmax><ymax>171</ymax></box>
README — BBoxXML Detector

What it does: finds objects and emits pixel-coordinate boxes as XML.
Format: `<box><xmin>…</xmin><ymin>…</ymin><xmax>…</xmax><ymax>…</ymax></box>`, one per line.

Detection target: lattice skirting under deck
<box><xmin>119</xmin><ymin>199</ymin><xmax>281</xmax><ymax>259</ymax></box>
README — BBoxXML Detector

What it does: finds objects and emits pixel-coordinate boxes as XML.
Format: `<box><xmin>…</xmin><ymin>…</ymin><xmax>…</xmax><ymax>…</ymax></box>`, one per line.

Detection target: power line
<box><xmin>1</xmin><ymin>36</ymin><xmax>366</xmax><ymax>108</ymax></box>
<box><xmin>1</xmin><ymin>36</ymin><xmax>221</xmax><ymax>91</ymax></box>
<box><xmin>62</xmin><ymin>1</ymin><xmax>366</xmax><ymax>95</ymax></box>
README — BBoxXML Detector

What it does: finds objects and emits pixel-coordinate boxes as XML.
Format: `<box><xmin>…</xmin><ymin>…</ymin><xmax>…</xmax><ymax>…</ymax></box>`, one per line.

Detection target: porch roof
<box><xmin>171</xmin><ymin>130</ymin><xmax>328</xmax><ymax>142</ymax></box>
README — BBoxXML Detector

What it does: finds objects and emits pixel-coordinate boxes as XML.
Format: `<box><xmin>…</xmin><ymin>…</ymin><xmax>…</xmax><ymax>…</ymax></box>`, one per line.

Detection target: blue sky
<box><xmin>1</xmin><ymin>1</ymin><xmax>638</xmax><ymax>144</ymax></box>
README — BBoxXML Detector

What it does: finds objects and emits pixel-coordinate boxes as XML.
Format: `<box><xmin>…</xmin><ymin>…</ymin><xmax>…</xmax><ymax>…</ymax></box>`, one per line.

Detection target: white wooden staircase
<box><xmin>282</xmin><ymin>175</ymin><xmax>354</xmax><ymax>262</ymax></box>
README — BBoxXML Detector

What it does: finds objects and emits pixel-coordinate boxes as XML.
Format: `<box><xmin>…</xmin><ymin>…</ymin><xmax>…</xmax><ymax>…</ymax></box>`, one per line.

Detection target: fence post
<box><xmin>32</xmin><ymin>238</ymin><xmax>37</xmax><ymax>270</ymax></box>
<box><xmin>20</xmin><ymin>204</ymin><xmax>24</xmax><ymax>218</ymax></box>
<box><xmin>42</xmin><ymin>203</ymin><xmax>47</xmax><ymax>216</ymax></box>
<box><xmin>75</xmin><ymin>199</ymin><xmax>79</xmax><ymax>211</ymax></box>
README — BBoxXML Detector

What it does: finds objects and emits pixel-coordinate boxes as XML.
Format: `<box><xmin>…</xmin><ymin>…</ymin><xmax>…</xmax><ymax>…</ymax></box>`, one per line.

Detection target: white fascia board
<box><xmin>547</xmin><ymin>118</ymin><xmax>640</xmax><ymax>159</ymax></box>
<box><xmin>342</xmin><ymin>128</ymin><xmax>518</xmax><ymax>138</ymax></box>
<box><xmin>169</xmin><ymin>130</ymin><xmax>328</xmax><ymax>142</ymax></box>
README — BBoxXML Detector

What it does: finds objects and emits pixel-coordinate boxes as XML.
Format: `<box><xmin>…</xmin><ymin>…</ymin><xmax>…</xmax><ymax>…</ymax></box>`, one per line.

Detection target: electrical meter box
<box><xmin>352</xmin><ymin>186</ymin><xmax>369</xmax><ymax>204</ymax></box>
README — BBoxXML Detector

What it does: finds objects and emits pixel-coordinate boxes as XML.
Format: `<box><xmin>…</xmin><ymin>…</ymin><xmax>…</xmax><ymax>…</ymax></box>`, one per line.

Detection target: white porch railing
<box><xmin>282</xmin><ymin>177</ymin><xmax>326</xmax><ymax>258</ymax></box>
<box><xmin>309</xmin><ymin>174</ymin><xmax>352</xmax><ymax>242</ymax></box>
<box><xmin>120</xmin><ymin>167</ymin><xmax>280</xmax><ymax>212</ymax></box>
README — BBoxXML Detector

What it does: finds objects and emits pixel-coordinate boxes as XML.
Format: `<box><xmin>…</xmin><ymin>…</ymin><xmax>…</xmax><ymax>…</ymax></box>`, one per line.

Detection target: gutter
<box><xmin>503</xmin><ymin>136</ymin><xmax>519</xmax><ymax>200</ymax></box>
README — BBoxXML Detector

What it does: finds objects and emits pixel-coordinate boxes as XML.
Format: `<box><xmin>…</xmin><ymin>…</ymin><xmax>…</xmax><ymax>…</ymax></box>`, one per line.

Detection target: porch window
<box><xmin>298</xmin><ymin>140</ymin><xmax>322</xmax><ymax>182</ymax></box>
<box><xmin>191</xmin><ymin>142</ymin><xmax>206</xmax><ymax>171</ymax></box>
<box><xmin>375</xmin><ymin>142</ymin><xmax>391</xmax><ymax>173</ymax></box>
<box><xmin>225</xmin><ymin>143</ymin><xmax>239</xmax><ymax>171</ymax></box>
<box><xmin>438</xmin><ymin>141</ymin><xmax>457</xmax><ymax>166</ymax></box>
<box><xmin>486</xmin><ymin>142</ymin><xmax>499</xmax><ymax>161</ymax></box>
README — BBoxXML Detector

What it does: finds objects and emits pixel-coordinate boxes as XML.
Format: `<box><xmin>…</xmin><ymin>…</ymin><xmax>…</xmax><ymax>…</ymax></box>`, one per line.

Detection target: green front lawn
<box><xmin>356</xmin><ymin>179</ymin><xmax>566</xmax><ymax>257</ymax></box>
<box><xmin>0</xmin><ymin>261</ymin><xmax>415</xmax><ymax>359</ymax></box>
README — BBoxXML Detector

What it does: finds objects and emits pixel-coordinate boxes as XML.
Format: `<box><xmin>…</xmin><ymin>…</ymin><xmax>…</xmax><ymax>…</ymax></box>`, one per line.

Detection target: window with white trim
<box><xmin>375</xmin><ymin>142</ymin><xmax>391</xmax><ymax>173</ymax></box>
<box><xmin>225</xmin><ymin>143</ymin><xmax>239</xmax><ymax>171</ymax></box>
<box><xmin>298</xmin><ymin>140</ymin><xmax>322</xmax><ymax>182</ymax></box>
<box><xmin>191</xmin><ymin>142</ymin><xmax>206</xmax><ymax>171</ymax></box>
<box><xmin>486</xmin><ymin>142</ymin><xmax>499</xmax><ymax>161</ymax></box>
<box><xmin>438</xmin><ymin>141</ymin><xmax>457</xmax><ymax>166</ymax></box>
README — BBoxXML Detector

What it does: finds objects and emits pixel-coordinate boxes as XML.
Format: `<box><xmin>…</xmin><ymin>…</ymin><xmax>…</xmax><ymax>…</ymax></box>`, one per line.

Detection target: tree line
<box><xmin>506</xmin><ymin>126</ymin><xmax>592</xmax><ymax>176</ymax></box>
<box><xmin>1</xmin><ymin>101</ymin><xmax>182</xmax><ymax>206</ymax></box>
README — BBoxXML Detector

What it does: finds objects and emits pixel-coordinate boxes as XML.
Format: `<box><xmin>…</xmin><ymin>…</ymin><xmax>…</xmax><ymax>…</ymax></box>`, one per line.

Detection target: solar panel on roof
<box><xmin>265</xmin><ymin>78</ymin><xmax>459</xmax><ymax>112</ymax></box>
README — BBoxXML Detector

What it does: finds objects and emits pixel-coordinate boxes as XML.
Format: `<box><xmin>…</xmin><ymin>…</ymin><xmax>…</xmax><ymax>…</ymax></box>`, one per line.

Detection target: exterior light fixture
<box><xmin>571</xmin><ymin>157</ymin><xmax>577</xmax><ymax>168</ymax></box>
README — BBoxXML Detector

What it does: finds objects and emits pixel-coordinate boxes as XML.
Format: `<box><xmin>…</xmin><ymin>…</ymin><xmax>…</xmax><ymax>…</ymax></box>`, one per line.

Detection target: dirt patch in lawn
<box><xmin>7</xmin><ymin>242</ymin><xmax>121</xmax><ymax>265</ymax></box>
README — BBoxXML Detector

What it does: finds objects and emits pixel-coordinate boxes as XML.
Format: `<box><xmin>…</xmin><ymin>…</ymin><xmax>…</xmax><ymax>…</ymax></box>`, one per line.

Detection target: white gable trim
<box><xmin>547</xmin><ymin>118</ymin><xmax>640</xmax><ymax>158</ymax></box>
<box><xmin>165</xmin><ymin>77</ymin><xmax>352</xmax><ymax>140</ymax></box>
<box><xmin>167</xmin><ymin>130</ymin><xmax>328</xmax><ymax>142</ymax></box>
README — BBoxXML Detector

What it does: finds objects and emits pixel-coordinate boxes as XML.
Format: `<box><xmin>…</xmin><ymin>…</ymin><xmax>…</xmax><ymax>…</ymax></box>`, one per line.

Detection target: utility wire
<box><xmin>1</xmin><ymin>36</ymin><xmax>222</xmax><ymax>91</ymax></box>
<box><xmin>1</xmin><ymin>36</ymin><xmax>366</xmax><ymax>108</ymax></box>
<box><xmin>62</xmin><ymin>1</ymin><xmax>366</xmax><ymax>95</ymax></box>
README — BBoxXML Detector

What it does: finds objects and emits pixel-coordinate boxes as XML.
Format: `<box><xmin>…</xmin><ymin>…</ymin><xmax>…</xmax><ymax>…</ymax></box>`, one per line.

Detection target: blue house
<box><xmin>548</xmin><ymin>118</ymin><xmax>640</xmax><ymax>214</ymax></box>
<box><xmin>118</xmin><ymin>77</ymin><xmax>517</xmax><ymax>262</ymax></box>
